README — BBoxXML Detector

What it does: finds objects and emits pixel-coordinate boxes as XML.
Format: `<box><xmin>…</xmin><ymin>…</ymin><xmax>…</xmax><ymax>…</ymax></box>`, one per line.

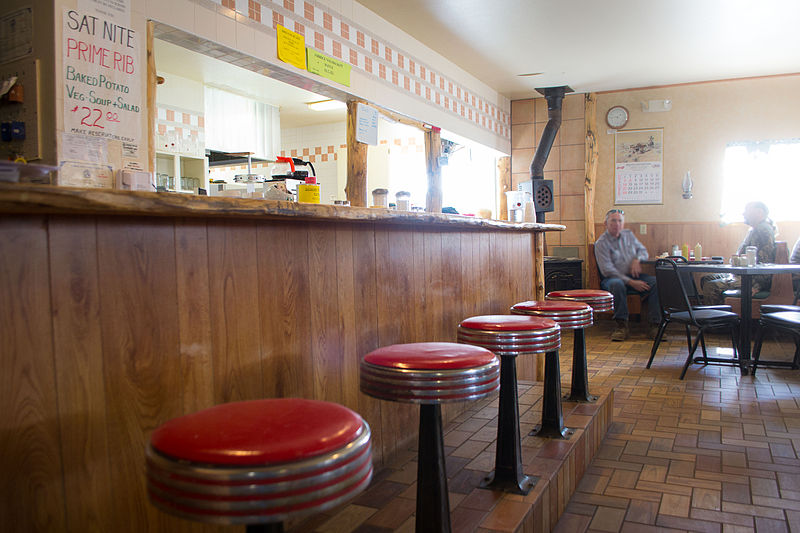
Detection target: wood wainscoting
<box><xmin>0</xmin><ymin>213</ymin><xmax>546</xmax><ymax>532</ymax></box>
<box><xmin>592</xmin><ymin>220</ymin><xmax>800</xmax><ymax>260</ymax></box>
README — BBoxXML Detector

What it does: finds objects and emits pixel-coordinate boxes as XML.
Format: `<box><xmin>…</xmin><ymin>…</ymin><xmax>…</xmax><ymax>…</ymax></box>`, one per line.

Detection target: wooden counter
<box><xmin>0</xmin><ymin>184</ymin><xmax>563</xmax><ymax>532</ymax></box>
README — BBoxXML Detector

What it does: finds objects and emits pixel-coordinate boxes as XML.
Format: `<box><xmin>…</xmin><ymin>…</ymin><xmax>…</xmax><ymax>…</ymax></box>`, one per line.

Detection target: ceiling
<box><xmin>154</xmin><ymin>39</ymin><xmax>345</xmax><ymax>128</ymax></box>
<box><xmin>355</xmin><ymin>0</ymin><xmax>800</xmax><ymax>99</ymax></box>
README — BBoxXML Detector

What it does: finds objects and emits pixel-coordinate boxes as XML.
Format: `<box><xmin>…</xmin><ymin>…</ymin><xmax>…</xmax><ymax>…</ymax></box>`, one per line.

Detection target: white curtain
<box><xmin>204</xmin><ymin>86</ymin><xmax>280</xmax><ymax>159</ymax></box>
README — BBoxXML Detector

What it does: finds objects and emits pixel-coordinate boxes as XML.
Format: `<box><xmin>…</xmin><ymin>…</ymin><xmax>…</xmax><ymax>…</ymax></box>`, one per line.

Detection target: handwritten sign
<box><xmin>355</xmin><ymin>103</ymin><xmax>378</xmax><ymax>145</ymax></box>
<box><xmin>62</xmin><ymin>8</ymin><xmax>141</xmax><ymax>143</ymax></box>
<box><xmin>307</xmin><ymin>48</ymin><xmax>350</xmax><ymax>86</ymax></box>
<box><xmin>277</xmin><ymin>25</ymin><xmax>306</xmax><ymax>70</ymax></box>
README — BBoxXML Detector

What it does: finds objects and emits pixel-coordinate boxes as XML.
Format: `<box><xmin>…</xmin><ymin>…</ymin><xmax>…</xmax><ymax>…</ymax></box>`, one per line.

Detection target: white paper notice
<box><xmin>78</xmin><ymin>0</ymin><xmax>130</xmax><ymax>25</ymax></box>
<box><xmin>355</xmin><ymin>103</ymin><xmax>378</xmax><ymax>145</ymax></box>
<box><xmin>63</xmin><ymin>8</ymin><xmax>141</xmax><ymax>143</ymax></box>
<box><xmin>62</xmin><ymin>131</ymin><xmax>108</xmax><ymax>163</ymax></box>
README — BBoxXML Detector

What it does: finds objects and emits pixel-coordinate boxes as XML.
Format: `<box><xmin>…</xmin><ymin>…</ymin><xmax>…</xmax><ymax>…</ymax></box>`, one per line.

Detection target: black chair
<box><xmin>751</xmin><ymin>310</ymin><xmax>800</xmax><ymax>375</ymax></box>
<box><xmin>667</xmin><ymin>255</ymin><xmax>705</xmax><ymax>305</ymax></box>
<box><xmin>647</xmin><ymin>258</ymin><xmax>741</xmax><ymax>379</ymax></box>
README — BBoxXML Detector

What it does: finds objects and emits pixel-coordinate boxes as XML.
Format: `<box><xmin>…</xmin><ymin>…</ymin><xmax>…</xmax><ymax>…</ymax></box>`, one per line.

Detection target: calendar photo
<box><xmin>614</xmin><ymin>128</ymin><xmax>663</xmax><ymax>205</ymax></box>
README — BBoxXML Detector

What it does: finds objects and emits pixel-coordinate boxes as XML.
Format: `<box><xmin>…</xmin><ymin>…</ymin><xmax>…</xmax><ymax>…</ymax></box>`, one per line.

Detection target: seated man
<box><xmin>701</xmin><ymin>201</ymin><xmax>776</xmax><ymax>305</ymax></box>
<box><xmin>595</xmin><ymin>209</ymin><xmax>661</xmax><ymax>341</ymax></box>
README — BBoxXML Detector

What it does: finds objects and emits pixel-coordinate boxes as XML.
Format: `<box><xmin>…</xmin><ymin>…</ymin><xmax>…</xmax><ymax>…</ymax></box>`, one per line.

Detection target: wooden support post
<box><xmin>497</xmin><ymin>156</ymin><xmax>511</xmax><ymax>220</ymax></box>
<box><xmin>584</xmin><ymin>93</ymin><xmax>598</xmax><ymax>281</ymax></box>
<box><xmin>346</xmin><ymin>100</ymin><xmax>368</xmax><ymax>207</ymax></box>
<box><xmin>147</xmin><ymin>21</ymin><xmax>156</xmax><ymax>174</ymax></box>
<box><xmin>533</xmin><ymin>231</ymin><xmax>546</xmax><ymax>381</ymax></box>
<box><xmin>425</xmin><ymin>128</ymin><xmax>442</xmax><ymax>213</ymax></box>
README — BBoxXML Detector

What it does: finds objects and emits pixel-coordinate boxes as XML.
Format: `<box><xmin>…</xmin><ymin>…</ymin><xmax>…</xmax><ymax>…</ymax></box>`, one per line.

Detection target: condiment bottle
<box><xmin>672</xmin><ymin>245</ymin><xmax>680</xmax><ymax>257</ymax></box>
<box><xmin>681</xmin><ymin>244</ymin><xmax>689</xmax><ymax>260</ymax></box>
<box><xmin>694</xmin><ymin>243</ymin><xmax>702</xmax><ymax>261</ymax></box>
<box><xmin>297</xmin><ymin>175</ymin><xmax>320</xmax><ymax>203</ymax></box>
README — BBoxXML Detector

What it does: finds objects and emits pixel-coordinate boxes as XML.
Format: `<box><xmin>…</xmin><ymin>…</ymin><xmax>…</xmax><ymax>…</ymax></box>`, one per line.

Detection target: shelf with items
<box><xmin>156</xmin><ymin>152</ymin><xmax>207</xmax><ymax>194</ymax></box>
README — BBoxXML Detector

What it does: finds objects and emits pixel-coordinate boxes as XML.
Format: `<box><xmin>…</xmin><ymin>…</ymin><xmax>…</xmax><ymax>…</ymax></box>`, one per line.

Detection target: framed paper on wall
<box><xmin>614</xmin><ymin>128</ymin><xmax>663</xmax><ymax>205</ymax></box>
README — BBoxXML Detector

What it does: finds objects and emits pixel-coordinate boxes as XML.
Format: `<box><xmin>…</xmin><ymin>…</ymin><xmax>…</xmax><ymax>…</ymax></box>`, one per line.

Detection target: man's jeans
<box><xmin>600</xmin><ymin>275</ymin><xmax>661</xmax><ymax>324</ymax></box>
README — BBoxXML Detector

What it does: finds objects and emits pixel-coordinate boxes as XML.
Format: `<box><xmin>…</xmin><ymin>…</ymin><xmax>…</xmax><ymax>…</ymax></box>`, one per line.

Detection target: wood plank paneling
<box><xmin>96</xmin><ymin>217</ymin><xmax>183</xmax><ymax>532</ymax></box>
<box><xmin>309</xmin><ymin>224</ymin><xmax>343</xmax><ymax>403</ymax></box>
<box><xmin>376</xmin><ymin>226</ymin><xmax>418</xmax><ymax>461</ymax></box>
<box><xmin>592</xmin><ymin>221</ymin><xmax>800</xmax><ymax>260</ymax></box>
<box><xmin>207</xmin><ymin>219</ymin><xmax>263</xmax><ymax>402</ymax></box>
<box><xmin>335</xmin><ymin>224</ymin><xmax>360</xmax><ymax>412</ymax></box>
<box><xmin>350</xmin><ymin>224</ymin><xmax>384</xmax><ymax>463</ymax></box>
<box><xmin>0</xmin><ymin>212</ymin><xmax>549</xmax><ymax>532</ymax></box>
<box><xmin>441</xmin><ymin>230</ymin><xmax>463</xmax><ymax>337</ymax></box>
<box><xmin>423</xmin><ymin>231</ymin><xmax>445</xmax><ymax>340</ymax></box>
<box><xmin>0</xmin><ymin>216</ymin><xmax>65</xmax><ymax>532</ymax></box>
<box><xmin>257</xmin><ymin>221</ymin><xmax>313</xmax><ymax>400</ymax></box>
<box><xmin>49</xmin><ymin>217</ymin><xmax>112</xmax><ymax>532</ymax></box>
<box><xmin>174</xmin><ymin>219</ymin><xmax>214</xmax><ymax>414</ymax></box>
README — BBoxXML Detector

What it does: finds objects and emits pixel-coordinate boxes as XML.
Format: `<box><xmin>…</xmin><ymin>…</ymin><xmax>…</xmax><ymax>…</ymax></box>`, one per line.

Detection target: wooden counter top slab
<box><xmin>0</xmin><ymin>183</ymin><xmax>564</xmax><ymax>232</ymax></box>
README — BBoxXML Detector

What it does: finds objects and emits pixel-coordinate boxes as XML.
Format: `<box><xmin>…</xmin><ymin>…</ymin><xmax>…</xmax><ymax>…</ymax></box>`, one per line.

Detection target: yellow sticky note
<box><xmin>307</xmin><ymin>48</ymin><xmax>351</xmax><ymax>87</ymax></box>
<box><xmin>277</xmin><ymin>24</ymin><xmax>306</xmax><ymax>70</ymax></box>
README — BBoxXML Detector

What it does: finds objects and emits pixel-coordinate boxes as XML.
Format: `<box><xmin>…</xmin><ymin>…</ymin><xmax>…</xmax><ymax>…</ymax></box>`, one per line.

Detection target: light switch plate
<box><xmin>640</xmin><ymin>223</ymin><xmax>647</xmax><ymax>234</ymax></box>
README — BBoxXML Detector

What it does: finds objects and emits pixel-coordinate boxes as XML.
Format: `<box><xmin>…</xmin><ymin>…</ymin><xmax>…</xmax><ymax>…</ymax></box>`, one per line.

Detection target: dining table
<box><xmin>676</xmin><ymin>262</ymin><xmax>800</xmax><ymax>375</ymax></box>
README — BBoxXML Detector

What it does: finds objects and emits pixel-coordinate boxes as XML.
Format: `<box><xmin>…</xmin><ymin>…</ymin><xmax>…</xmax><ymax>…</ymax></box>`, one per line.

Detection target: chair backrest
<box><xmin>668</xmin><ymin>255</ymin><xmax>703</xmax><ymax>303</ymax></box>
<box><xmin>655</xmin><ymin>258</ymin><xmax>695</xmax><ymax>320</ymax></box>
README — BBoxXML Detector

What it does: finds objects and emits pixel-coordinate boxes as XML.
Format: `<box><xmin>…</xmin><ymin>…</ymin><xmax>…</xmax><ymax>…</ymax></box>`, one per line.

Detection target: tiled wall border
<box><xmin>191</xmin><ymin>0</ymin><xmax>509</xmax><ymax>140</ymax></box>
<box><xmin>156</xmin><ymin>104</ymin><xmax>206</xmax><ymax>155</ymax></box>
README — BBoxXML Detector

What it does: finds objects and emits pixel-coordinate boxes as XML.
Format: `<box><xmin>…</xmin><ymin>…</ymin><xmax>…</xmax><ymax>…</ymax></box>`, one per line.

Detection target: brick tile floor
<box><xmin>556</xmin><ymin>320</ymin><xmax>800</xmax><ymax>533</ymax></box>
<box><xmin>294</xmin><ymin>320</ymin><xmax>800</xmax><ymax>532</ymax></box>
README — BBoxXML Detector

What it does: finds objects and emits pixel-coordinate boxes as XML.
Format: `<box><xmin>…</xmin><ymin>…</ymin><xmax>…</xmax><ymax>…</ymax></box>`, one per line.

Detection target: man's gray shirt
<box><xmin>595</xmin><ymin>229</ymin><xmax>649</xmax><ymax>283</ymax></box>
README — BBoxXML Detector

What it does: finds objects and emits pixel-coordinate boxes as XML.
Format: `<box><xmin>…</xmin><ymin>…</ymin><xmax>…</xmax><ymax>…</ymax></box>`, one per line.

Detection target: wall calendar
<box><xmin>614</xmin><ymin>128</ymin><xmax>663</xmax><ymax>204</ymax></box>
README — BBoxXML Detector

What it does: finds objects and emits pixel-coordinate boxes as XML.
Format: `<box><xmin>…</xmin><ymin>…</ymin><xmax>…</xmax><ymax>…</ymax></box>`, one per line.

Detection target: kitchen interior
<box><xmin>154</xmin><ymin>39</ymin><xmax>501</xmax><ymax>215</ymax></box>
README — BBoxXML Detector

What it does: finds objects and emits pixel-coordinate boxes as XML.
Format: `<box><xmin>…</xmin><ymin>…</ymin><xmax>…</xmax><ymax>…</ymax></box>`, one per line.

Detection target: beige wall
<box><xmin>511</xmin><ymin>93</ymin><xmax>586</xmax><ymax>258</ymax></box>
<box><xmin>595</xmin><ymin>75</ymin><xmax>800</xmax><ymax>224</ymax></box>
<box><xmin>510</xmin><ymin>75</ymin><xmax>800</xmax><ymax>260</ymax></box>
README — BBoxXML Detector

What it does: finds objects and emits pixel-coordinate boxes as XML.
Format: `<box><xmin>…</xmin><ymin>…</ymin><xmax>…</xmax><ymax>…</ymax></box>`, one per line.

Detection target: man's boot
<box><xmin>611</xmin><ymin>319</ymin><xmax>628</xmax><ymax>341</ymax></box>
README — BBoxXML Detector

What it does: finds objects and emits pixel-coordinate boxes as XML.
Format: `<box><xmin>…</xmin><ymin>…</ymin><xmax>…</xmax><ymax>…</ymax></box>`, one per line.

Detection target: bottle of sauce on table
<box><xmin>681</xmin><ymin>244</ymin><xmax>689</xmax><ymax>260</ymax></box>
<box><xmin>694</xmin><ymin>243</ymin><xmax>702</xmax><ymax>261</ymax></box>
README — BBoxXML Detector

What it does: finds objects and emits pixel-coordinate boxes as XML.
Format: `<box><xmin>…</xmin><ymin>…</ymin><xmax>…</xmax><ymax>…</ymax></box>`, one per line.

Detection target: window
<box><xmin>204</xmin><ymin>86</ymin><xmax>281</xmax><ymax>159</ymax></box>
<box><xmin>720</xmin><ymin>139</ymin><xmax>800</xmax><ymax>223</ymax></box>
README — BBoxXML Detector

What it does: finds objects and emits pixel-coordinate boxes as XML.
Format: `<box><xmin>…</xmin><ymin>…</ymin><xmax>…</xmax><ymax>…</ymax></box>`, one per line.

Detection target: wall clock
<box><xmin>605</xmin><ymin>105</ymin><xmax>629</xmax><ymax>129</ymax></box>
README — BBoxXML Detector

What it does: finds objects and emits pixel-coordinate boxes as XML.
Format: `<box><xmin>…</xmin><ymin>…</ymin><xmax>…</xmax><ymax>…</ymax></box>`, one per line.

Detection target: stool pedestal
<box><xmin>458</xmin><ymin>315</ymin><xmax>562</xmax><ymax>495</ymax></box>
<box><xmin>417</xmin><ymin>404</ymin><xmax>450</xmax><ymax>532</ymax></box>
<box><xmin>564</xmin><ymin>329</ymin><xmax>596</xmax><ymax>403</ymax></box>
<box><xmin>530</xmin><ymin>350</ymin><xmax>572</xmax><ymax>439</ymax></box>
<box><xmin>360</xmin><ymin>342</ymin><xmax>500</xmax><ymax>532</ymax></box>
<box><xmin>483</xmin><ymin>353</ymin><xmax>534</xmax><ymax>494</ymax></box>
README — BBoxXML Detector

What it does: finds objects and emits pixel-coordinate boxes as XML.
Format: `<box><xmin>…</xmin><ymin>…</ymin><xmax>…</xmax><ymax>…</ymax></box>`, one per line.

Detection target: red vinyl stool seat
<box><xmin>512</xmin><ymin>300</ymin><xmax>596</xmax><ymax>403</ymax></box>
<box><xmin>546</xmin><ymin>289</ymin><xmax>614</xmax><ymax>313</ymax></box>
<box><xmin>146</xmin><ymin>398</ymin><xmax>372</xmax><ymax>533</ymax></box>
<box><xmin>361</xmin><ymin>342</ymin><xmax>499</xmax><ymax>533</ymax></box>
<box><xmin>457</xmin><ymin>315</ymin><xmax>564</xmax><ymax>496</ymax></box>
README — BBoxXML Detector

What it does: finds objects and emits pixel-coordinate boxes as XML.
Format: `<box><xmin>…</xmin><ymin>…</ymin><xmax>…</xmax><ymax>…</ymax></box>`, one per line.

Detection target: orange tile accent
<box><xmin>293</xmin><ymin>21</ymin><xmax>305</xmax><ymax>36</ymax></box>
<box><xmin>323</xmin><ymin>12</ymin><xmax>332</xmax><ymax>31</ymax></box>
<box><xmin>340</xmin><ymin>21</ymin><xmax>349</xmax><ymax>40</ymax></box>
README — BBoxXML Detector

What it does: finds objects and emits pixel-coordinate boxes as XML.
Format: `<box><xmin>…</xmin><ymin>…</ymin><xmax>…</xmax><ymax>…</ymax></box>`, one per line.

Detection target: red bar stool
<box><xmin>145</xmin><ymin>398</ymin><xmax>372</xmax><ymax>533</ymax></box>
<box><xmin>360</xmin><ymin>342</ymin><xmax>499</xmax><ymax>532</ymax></box>
<box><xmin>457</xmin><ymin>315</ymin><xmax>562</xmax><ymax>495</ymax></box>
<box><xmin>546</xmin><ymin>289</ymin><xmax>614</xmax><ymax>313</ymax></box>
<box><xmin>512</xmin><ymin>300</ymin><xmax>596</xmax><ymax>403</ymax></box>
